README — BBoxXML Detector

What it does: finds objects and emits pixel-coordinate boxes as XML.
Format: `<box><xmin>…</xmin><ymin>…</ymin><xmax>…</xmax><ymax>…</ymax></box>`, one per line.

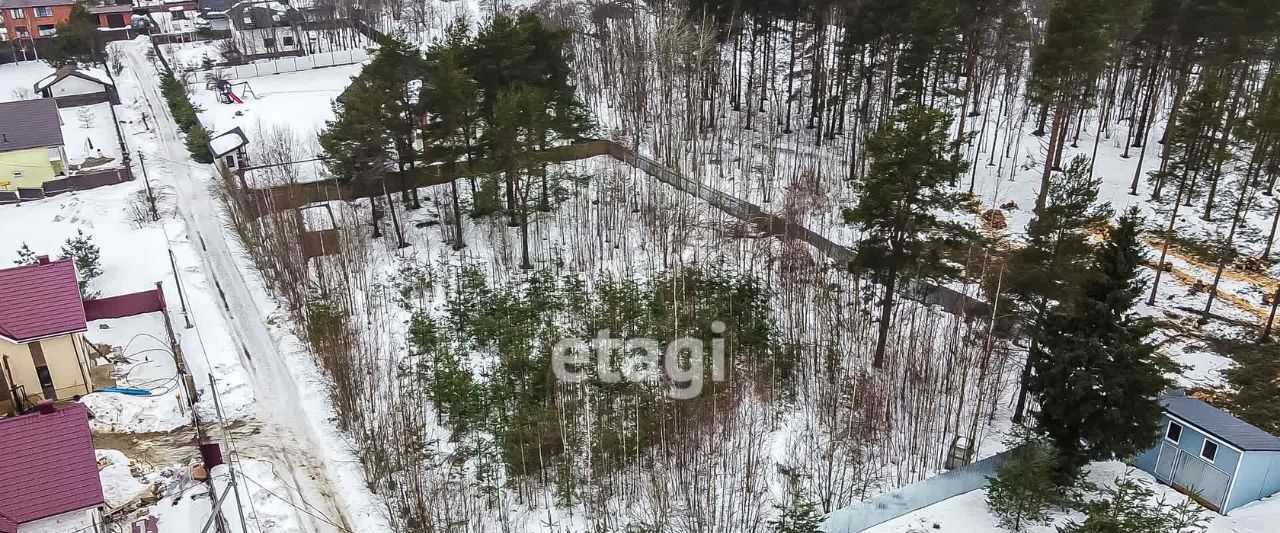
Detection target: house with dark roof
<box><xmin>0</xmin><ymin>256</ymin><xmax>94</xmax><ymax>417</ymax></box>
<box><xmin>0</xmin><ymin>402</ymin><xmax>105</xmax><ymax>533</ymax></box>
<box><xmin>0</xmin><ymin>98</ymin><xmax>69</xmax><ymax>192</ymax></box>
<box><xmin>226</xmin><ymin>0</ymin><xmax>305</xmax><ymax>60</ymax></box>
<box><xmin>33</xmin><ymin>66</ymin><xmax>119</xmax><ymax>107</ymax></box>
<box><xmin>1133</xmin><ymin>391</ymin><xmax>1280</xmax><ymax>514</ymax></box>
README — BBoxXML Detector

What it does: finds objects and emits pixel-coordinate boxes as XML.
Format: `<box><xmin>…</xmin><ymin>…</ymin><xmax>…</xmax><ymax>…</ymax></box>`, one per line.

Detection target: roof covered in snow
<box><xmin>208</xmin><ymin>126</ymin><xmax>248</xmax><ymax>157</ymax></box>
<box><xmin>0</xmin><ymin>257</ymin><xmax>86</xmax><ymax>343</ymax></box>
<box><xmin>0</xmin><ymin>98</ymin><xmax>64</xmax><ymax>153</ymax></box>
<box><xmin>33</xmin><ymin>65</ymin><xmax>114</xmax><ymax>92</ymax></box>
<box><xmin>0</xmin><ymin>404</ymin><xmax>104</xmax><ymax>532</ymax></box>
<box><xmin>1162</xmin><ymin>393</ymin><xmax>1280</xmax><ymax>452</ymax></box>
<box><xmin>228</xmin><ymin>0</ymin><xmax>303</xmax><ymax>30</ymax></box>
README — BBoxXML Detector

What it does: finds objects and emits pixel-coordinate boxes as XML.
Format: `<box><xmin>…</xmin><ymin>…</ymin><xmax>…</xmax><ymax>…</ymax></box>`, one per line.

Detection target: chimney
<box><xmin>36</xmin><ymin>255</ymin><xmax>50</xmax><ymax>265</ymax></box>
<box><xmin>36</xmin><ymin>400</ymin><xmax>56</xmax><ymax>414</ymax></box>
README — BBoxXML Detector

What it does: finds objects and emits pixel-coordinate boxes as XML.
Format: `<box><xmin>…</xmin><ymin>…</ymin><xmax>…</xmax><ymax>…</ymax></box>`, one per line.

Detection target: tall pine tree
<box><xmin>844</xmin><ymin>105</ymin><xmax>975</xmax><ymax>368</ymax></box>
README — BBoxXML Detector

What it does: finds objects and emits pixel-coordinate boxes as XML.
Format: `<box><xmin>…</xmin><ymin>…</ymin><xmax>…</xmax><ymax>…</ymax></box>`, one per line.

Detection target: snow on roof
<box><xmin>0</xmin><ymin>258</ymin><xmax>87</xmax><ymax>343</ymax></box>
<box><xmin>208</xmin><ymin>127</ymin><xmax>248</xmax><ymax>157</ymax></box>
<box><xmin>0</xmin><ymin>404</ymin><xmax>104</xmax><ymax>531</ymax></box>
<box><xmin>33</xmin><ymin>66</ymin><xmax>114</xmax><ymax>93</ymax></box>
<box><xmin>1162</xmin><ymin>393</ymin><xmax>1280</xmax><ymax>452</ymax></box>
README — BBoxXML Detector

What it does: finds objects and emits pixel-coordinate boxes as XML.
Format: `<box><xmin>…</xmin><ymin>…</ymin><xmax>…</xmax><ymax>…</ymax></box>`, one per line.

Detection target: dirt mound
<box><xmin>980</xmin><ymin>209</ymin><xmax>1007</xmax><ymax>230</ymax></box>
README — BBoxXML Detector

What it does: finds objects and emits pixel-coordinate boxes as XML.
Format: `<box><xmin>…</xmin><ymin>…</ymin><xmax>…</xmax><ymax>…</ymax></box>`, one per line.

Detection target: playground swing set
<box><xmin>209</xmin><ymin>78</ymin><xmax>257</xmax><ymax>104</ymax></box>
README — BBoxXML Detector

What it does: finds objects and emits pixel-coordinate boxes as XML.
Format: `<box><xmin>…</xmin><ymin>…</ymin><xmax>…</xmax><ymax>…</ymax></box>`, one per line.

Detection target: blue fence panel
<box><xmin>821</xmin><ymin>447</ymin><xmax>1021</xmax><ymax>532</ymax></box>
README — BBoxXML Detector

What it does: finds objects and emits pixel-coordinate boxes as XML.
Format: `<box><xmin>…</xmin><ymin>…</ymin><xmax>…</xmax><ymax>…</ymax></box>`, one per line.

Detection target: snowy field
<box><xmin>59</xmin><ymin>102</ymin><xmax>124</xmax><ymax>165</ymax></box>
<box><xmin>190</xmin><ymin>62</ymin><xmax>364</xmax><ymax>156</ymax></box>
<box><xmin>159</xmin><ymin>40</ymin><xmax>227</xmax><ymax>72</ymax></box>
<box><xmin>0</xmin><ymin>60</ymin><xmax>53</xmax><ymax>101</ymax></box>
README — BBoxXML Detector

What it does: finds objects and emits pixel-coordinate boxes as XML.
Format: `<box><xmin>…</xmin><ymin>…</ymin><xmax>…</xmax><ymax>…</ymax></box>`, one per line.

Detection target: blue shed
<box><xmin>1133</xmin><ymin>392</ymin><xmax>1280</xmax><ymax>514</ymax></box>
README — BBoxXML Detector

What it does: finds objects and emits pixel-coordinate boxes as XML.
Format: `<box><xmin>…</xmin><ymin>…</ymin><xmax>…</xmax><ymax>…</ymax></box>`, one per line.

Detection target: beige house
<box><xmin>0</xmin><ymin>256</ymin><xmax>93</xmax><ymax>417</ymax></box>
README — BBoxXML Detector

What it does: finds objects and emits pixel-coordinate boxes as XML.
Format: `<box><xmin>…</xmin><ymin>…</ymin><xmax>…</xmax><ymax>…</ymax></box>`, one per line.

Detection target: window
<box><xmin>1165</xmin><ymin>421</ymin><xmax>1183</xmax><ymax>443</ymax></box>
<box><xmin>15</xmin><ymin>26</ymin><xmax>29</xmax><ymax>38</ymax></box>
<box><xmin>1201</xmin><ymin>440</ymin><xmax>1219</xmax><ymax>462</ymax></box>
<box><xmin>34</xmin><ymin>6</ymin><xmax>52</xmax><ymax>17</ymax></box>
<box><xmin>37</xmin><ymin>24</ymin><xmax>55</xmax><ymax>37</ymax></box>
<box><xmin>282</xmin><ymin>35</ymin><xmax>294</xmax><ymax>47</ymax></box>
<box><xmin>35</xmin><ymin>365</ymin><xmax>54</xmax><ymax>389</ymax></box>
<box><xmin>9</xmin><ymin>9</ymin><xmax>24</xmax><ymax>19</ymax></box>
<box><xmin>263</xmin><ymin>37</ymin><xmax>276</xmax><ymax>48</ymax></box>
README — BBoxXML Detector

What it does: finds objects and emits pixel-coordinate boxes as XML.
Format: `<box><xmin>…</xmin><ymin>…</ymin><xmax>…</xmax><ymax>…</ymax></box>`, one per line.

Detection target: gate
<box><xmin>1153</xmin><ymin>442</ymin><xmax>1231</xmax><ymax>511</ymax></box>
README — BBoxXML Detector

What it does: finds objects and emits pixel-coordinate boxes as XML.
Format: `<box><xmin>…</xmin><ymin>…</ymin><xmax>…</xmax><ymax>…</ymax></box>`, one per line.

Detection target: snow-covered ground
<box><xmin>190</xmin><ymin>62</ymin><xmax>364</xmax><ymax>157</ymax></box>
<box><xmin>59</xmin><ymin>102</ymin><xmax>124</xmax><ymax>165</ymax></box>
<box><xmin>159</xmin><ymin>40</ymin><xmax>227</xmax><ymax>72</ymax></box>
<box><xmin>865</xmin><ymin>461</ymin><xmax>1280</xmax><ymax>533</ymax></box>
<box><xmin>0</xmin><ymin>60</ymin><xmax>53</xmax><ymax>101</ymax></box>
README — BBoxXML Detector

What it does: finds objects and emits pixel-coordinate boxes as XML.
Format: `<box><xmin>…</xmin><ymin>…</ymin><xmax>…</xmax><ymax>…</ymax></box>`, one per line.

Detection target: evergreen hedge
<box><xmin>159</xmin><ymin>74</ymin><xmax>214</xmax><ymax>163</ymax></box>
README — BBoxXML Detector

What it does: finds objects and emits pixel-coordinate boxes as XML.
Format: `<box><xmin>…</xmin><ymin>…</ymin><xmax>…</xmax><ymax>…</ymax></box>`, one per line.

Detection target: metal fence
<box><xmin>209</xmin><ymin>49</ymin><xmax>370</xmax><ymax>80</ymax></box>
<box><xmin>821</xmin><ymin>447</ymin><xmax>1023</xmax><ymax>532</ymax></box>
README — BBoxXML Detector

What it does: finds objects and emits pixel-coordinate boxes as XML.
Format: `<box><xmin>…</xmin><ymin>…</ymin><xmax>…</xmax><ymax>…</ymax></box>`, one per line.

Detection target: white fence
<box><xmin>210</xmin><ymin>49</ymin><xmax>370</xmax><ymax>80</ymax></box>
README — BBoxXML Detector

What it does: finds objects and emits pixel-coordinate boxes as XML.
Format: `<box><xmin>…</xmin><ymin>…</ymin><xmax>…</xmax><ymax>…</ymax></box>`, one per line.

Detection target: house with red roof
<box><xmin>0</xmin><ymin>402</ymin><xmax>105</xmax><ymax>533</ymax></box>
<box><xmin>0</xmin><ymin>255</ymin><xmax>94</xmax><ymax>417</ymax></box>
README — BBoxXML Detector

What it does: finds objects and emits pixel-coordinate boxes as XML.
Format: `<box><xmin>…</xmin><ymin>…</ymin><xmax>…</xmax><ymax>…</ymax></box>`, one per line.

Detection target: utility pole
<box><xmin>209</xmin><ymin>375</ymin><xmax>251</xmax><ymax>533</ymax></box>
<box><xmin>138</xmin><ymin>151</ymin><xmax>159</xmax><ymax>221</ymax></box>
<box><xmin>167</xmin><ymin>249</ymin><xmax>193</xmax><ymax>328</ymax></box>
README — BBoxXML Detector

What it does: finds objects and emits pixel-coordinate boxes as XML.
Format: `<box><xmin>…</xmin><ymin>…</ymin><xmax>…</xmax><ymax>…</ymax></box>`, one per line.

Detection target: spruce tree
<box><xmin>769</xmin><ymin>489</ymin><xmax>824</xmax><ymax>533</ymax></box>
<box><xmin>1029</xmin><ymin>209</ymin><xmax>1176</xmax><ymax>477</ymax></box>
<box><xmin>986</xmin><ymin>440</ymin><xmax>1061</xmax><ymax>532</ymax></box>
<box><xmin>843</xmin><ymin>105</ymin><xmax>975</xmax><ymax>368</ymax></box>
<box><xmin>13</xmin><ymin>243</ymin><xmax>37</xmax><ymax>266</ymax></box>
<box><xmin>60</xmin><ymin>229</ymin><xmax>102</xmax><ymax>299</ymax></box>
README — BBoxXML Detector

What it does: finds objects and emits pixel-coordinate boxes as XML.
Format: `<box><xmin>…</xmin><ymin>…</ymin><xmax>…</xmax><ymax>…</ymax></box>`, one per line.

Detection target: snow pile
<box><xmin>97</xmin><ymin>449</ymin><xmax>149</xmax><ymax>509</ymax></box>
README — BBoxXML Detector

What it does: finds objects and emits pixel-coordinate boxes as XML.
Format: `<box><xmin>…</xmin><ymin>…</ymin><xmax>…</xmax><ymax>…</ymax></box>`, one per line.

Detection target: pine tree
<box><xmin>843</xmin><ymin>105</ymin><xmax>976</xmax><ymax>368</ymax></box>
<box><xmin>1008</xmin><ymin>156</ymin><xmax>1113</xmax><ymax>423</ymax></box>
<box><xmin>986</xmin><ymin>440</ymin><xmax>1061</xmax><ymax>532</ymax></box>
<box><xmin>422</xmin><ymin>19</ymin><xmax>482</xmax><ymax>249</ymax></box>
<box><xmin>363</xmin><ymin>35</ymin><xmax>426</xmax><ymax>210</ymax></box>
<box><xmin>320</xmin><ymin>75</ymin><xmax>394</xmax><ymax>239</ymax></box>
<box><xmin>1027</xmin><ymin>0</ymin><xmax>1124</xmax><ymax>209</ymax></box>
<box><xmin>769</xmin><ymin>489</ymin><xmax>824</xmax><ymax>533</ymax></box>
<box><xmin>1030</xmin><ymin>209</ymin><xmax>1176</xmax><ymax>477</ymax></box>
<box><xmin>60</xmin><ymin>230</ymin><xmax>102</xmax><ymax>299</ymax></box>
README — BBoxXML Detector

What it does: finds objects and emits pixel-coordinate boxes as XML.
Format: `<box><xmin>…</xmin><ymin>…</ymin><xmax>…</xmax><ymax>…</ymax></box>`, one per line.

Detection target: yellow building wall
<box><xmin>0</xmin><ymin>146</ymin><xmax>63</xmax><ymax>189</ymax></box>
<box><xmin>0</xmin><ymin>333</ymin><xmax>91</xmax><ymax>406</ymax></box>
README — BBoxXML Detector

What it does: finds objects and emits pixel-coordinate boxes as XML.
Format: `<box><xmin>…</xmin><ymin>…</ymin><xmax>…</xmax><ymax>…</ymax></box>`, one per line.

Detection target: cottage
<box><xmin>0</xmin><ymin>256</ymin><xmax>94</xmax><ymax>416</ymax></box>
<box><xmin>227</xmin><ymin>0</ymin><xmax>304</xmax><ymax>60</ymax></box>
<box><xmin>33</xmin><ymin>65</ymin><xmax>118</xmax><ymax>107</ymax></box>
<box><xmin>1133</xmin><ymin>391</ymin><xmax>1280</xmax><ymax>514</ymax></box>
<box><xmin>0</xmin><ymin>402</ymin><xmax>105</xmax><ymax>533</ymax></box>
<box><xmin>209</xmin><ymin>126</ymin><xmax>248</xmax><ymax>170</ymax></box>
<box><xmin>0</xmin><ymin>98</ymin><xmax>68</xmax><ymax>192</ymax></box>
